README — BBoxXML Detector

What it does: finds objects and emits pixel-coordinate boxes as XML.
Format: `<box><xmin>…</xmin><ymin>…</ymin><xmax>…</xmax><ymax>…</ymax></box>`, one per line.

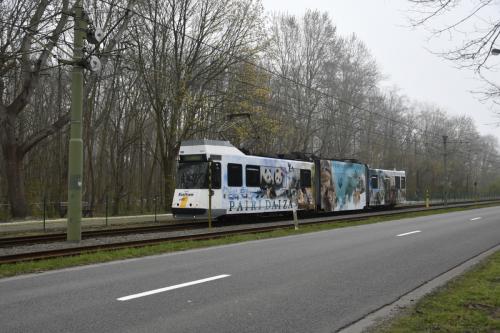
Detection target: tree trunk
<box><xmin>2</xmin><ymin>142</ymin><xmax>29</xmax><ymax>218</ymax></box>
<box><xmin>163</xmin><ymin>155</ymin><xmax>176</xmax><ymax>211</ymax></box>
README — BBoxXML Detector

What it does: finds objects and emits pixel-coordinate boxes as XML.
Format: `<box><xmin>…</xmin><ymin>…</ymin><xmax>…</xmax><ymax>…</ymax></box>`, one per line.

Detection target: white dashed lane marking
<box><xmin>117</xmin><ymin>274</ymin><xmax>231</xmax><ymax>301</ymax></box>
<box><xmin>396</xmin><ymin>230</ymin><xmax>421</xmax><ymax>237</ymax></box>
<box><xmin>470</xmin><ymin>217</ymin><xmax>482</xmax><ymax>221</ymax></box>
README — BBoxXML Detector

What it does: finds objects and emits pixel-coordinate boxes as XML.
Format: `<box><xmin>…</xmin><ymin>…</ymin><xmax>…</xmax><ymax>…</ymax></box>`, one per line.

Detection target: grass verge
<box><xmin>0</xmin><ymin>203</ymin><xmax>499</xmax><ymax>278</ymax></box>
<box><xmin>372</xmin><ymin>250</ymin><xmax>500</xmax><ymax>333</ymax></box>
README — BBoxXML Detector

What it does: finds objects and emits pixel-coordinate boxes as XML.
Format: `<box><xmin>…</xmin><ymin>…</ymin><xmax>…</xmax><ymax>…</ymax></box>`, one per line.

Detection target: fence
<box><xmin>0</xmin><ymin>194</ymin><xmax>169</xmax><ymax>224</ymax></box>
<box><xmin>405</xmin><ymin>191</ymin><xmax>500</xmax><ymax>203</ymax></box>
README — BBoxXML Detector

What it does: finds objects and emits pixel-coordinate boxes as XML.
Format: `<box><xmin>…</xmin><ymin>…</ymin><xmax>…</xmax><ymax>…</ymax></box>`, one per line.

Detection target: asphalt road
<box><xmin>1</xmin><ymin>206</ymin><xmax>499</xmax><ymax>333</ymax></box>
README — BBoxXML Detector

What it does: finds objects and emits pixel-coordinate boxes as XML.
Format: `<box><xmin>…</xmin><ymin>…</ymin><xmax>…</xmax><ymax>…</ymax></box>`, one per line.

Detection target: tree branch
<box><xmin>7</xmin><ymin>0</ymin><xmax>71</xmax><ymax>116</ymax></box>
<box><xmin>20</xmin><ymin>112</ymin><xmax>70</xmax><ymax>156</ymax></box>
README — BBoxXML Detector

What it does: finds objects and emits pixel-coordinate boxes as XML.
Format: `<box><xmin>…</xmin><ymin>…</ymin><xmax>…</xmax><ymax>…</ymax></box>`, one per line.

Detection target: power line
<box><xmin>87</xmin><ymin>54</ymin><xmax>449</xmax><ymax>164</ymax></box>
<box><xmin>94</xmin><ymin>0</ymin><xmax>496</xmax><ymax>159</ymax></box>
<box><xmin>4</xmin><ymin>0</ymin><xmax>496</xmax><ymax>165</ymax></box>
<box><xmin>79</xmin><ymin>0</ymin><xmax>500</xmax><ymax>167</ymax></box>
<box><xmin>86</xmin><ymin>39</ymin><xmax>496</xmax><ymax>165</ymax></box>
<box><xmin>96</xmin><ymin>0</ymin><xmax>451</xmax><ymax>139</ymax></box>
<box><xmin>105</xmin><ymin>54</ymin><xmax>422</xmax><ymax>149</ymax></box>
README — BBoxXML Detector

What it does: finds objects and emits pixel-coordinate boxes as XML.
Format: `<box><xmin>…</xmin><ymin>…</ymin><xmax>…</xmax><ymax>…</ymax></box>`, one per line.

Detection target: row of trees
<box><xmin>1</xmin><ymin>0</ymin><xmax>499</xmax><ymax>219</ymax></box>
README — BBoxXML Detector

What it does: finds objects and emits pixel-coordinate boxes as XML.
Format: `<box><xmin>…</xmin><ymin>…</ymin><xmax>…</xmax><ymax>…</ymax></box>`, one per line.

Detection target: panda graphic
<box><xmin>260</xmin><ymin>167</ymin><xmax>276</xmax><ymax>199</ymax></box>
<box><xmin>262</xmin><ymin>168</ymin><xmax>273</xmax><ymax>186</ymax></box>
<box><xmin>274</xmin><ymin>167</ymin><xmax>288</xmax><ymax>197</ymax></box>
<box><xmin>274</xmin><ymin>168</ymin><xmax>284</xmax><ymax>187</ymax></box>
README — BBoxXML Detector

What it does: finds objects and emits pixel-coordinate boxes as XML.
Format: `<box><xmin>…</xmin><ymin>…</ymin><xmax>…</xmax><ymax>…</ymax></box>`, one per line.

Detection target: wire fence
<box><xmin>407</xmin><ymin>191</ymin><xmax>500</xmax><ymax>204</ymax></box>
<box><xmin>0</xmin><ymin>194</ymin><xmax>170</xmax><ymax>224</ymax></box>
<box><xmin>406</xmin><ymin>191</ymin><xmax>500</xmax><ymax>202</ymax></box>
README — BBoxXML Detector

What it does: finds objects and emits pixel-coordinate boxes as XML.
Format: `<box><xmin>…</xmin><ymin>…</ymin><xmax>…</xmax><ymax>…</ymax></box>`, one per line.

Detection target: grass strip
<box><xmin>0</xmin><ymin>203</ymin><xmax>499</xmax><ymax>278</ymax></box>
<box><xmin>373</xmin><ymin>250</ymin><xmax>500</xmax><ymax>333</ymax></box>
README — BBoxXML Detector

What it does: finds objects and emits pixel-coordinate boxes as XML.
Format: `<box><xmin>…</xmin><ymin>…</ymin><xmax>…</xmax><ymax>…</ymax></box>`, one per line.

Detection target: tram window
<box><xmin>395</xmin><ymin>176</ymin><xmax>401</xmax><ymax>189</ymax></box>
<box><xmin>401</xmin><ymin>176</ymin><xmax>406</xmax><ymax>189</ymax></box>
<box><xmin>246</xmin><ymin>165</ymin><xmax>260</xmax><ymax>187</ymax></box>
<box><xmin>371</xmin><ymin>176</ymin><xmax>378</xmax><ymax>189</ymax></box>
<box><xmin>228</xmin><ymin>163</ymin><xmax>242</xmax><ymax>187</ymax></box>
<box><xmin>176</xmin><ymin>162</ymin><xmax>206</xmax><ymax>189</ymax></box>
<box><xmin>176</xmin><ymin>161</ymin><xmax>220</xmax><ymax>189</ymax></box>
<box><xmin>300</xmin><ymin>169</ymin><xmax>312</xmax><ymax>187</ymax></box>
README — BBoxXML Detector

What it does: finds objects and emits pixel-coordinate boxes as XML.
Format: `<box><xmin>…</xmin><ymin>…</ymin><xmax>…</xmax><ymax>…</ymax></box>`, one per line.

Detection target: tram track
<box><xmin>0</xmin><ymin>222</ymin><xmax>208</xmax><ymax>248</ymax></box>
<box><xmin>0</xmin><ymin>200</ymin><xmax>475</xmax><ymax>247</ymax></box>
<box><xmin>0</xmin><ymin>224</ymin><xmax>284</xmax><ymax>265</ymax></box>
<box><xmin>1</xmin><ymin>200</ymin><xmax>499</xmax><ymax>265</ymax></box>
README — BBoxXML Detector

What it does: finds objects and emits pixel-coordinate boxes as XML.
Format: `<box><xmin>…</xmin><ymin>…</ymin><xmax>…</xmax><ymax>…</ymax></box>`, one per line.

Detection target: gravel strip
<box><xmin>0</xmin><ymin>219</ymin><xmax>297</xmax><ymax>256</ymax></box>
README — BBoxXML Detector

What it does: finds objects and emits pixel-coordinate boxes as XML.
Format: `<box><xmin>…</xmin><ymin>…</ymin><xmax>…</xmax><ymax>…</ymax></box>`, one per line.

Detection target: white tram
<box><xmin>172</xmin><ymin>140</ymin><xmax>406</xmax><ymax>219</ymax></box>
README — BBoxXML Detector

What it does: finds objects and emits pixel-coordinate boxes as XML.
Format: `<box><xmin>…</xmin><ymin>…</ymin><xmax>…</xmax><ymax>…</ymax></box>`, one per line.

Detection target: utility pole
<box><xmin>442</xmin><ymin>135</ymin><xmax>448</xmax><ymax>206</ymax></box>
<box><xmin>414</xmin><ymin>136</ymin><xmax>418</xmax><ymax>198</ymax></box>
<box><xmin>67</xmin><ymin>0</ymin><xmax>86</xmax><ymax>241</ymax></box>
<box><xmin>208</xmin><ymin>160</ymin><xmax>212</xmax><ymax>229</ymax></box>
<box><xmin>65</xmin><ymin>1</ymin><xmax>102</xmax><ymax>241</ymax></box>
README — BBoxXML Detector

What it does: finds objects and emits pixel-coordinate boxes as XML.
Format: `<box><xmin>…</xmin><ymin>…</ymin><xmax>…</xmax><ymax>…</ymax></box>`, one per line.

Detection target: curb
<box><xmin>338</xmin><ymin>243</ymin><xmax>500</xmax><ymax>333</ymax></box>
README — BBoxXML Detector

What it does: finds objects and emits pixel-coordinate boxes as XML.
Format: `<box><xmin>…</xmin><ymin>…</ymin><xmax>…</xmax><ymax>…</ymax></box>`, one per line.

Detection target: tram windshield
<box><xmin>176</xmin><ymin>162</ymin><xmax>221</xmax><ymax>189</ymax></box>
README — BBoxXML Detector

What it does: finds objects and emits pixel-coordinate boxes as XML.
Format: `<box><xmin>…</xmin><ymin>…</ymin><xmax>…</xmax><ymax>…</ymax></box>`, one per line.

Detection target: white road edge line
<box><xmin>117</xmin><ymin>274</ymin><xmax>231</xmax><ymax>301</ymax></box>
<box><xmin>396</xmin><ymin>230</ymin><xmax>421</xmax><ymax>237</ymax></box>
<box><xmin>470</xmin><ymin>217</ymin><xmax>482</xmax><ymax>221</ymax></box>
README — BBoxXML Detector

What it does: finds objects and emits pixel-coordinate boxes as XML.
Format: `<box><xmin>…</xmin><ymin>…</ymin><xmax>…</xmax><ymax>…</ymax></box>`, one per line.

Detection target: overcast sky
<box><xmin>261</xmin><ymin>0</ymin><xmax>500</xmax><ymax>142</ymax></box>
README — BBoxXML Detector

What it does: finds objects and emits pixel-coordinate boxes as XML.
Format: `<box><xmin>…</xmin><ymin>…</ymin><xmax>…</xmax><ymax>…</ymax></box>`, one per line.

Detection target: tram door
<box><xmin>383</xmin><ymin>177</ymin><xmax>392</xmax><ymax>204</ymax></box>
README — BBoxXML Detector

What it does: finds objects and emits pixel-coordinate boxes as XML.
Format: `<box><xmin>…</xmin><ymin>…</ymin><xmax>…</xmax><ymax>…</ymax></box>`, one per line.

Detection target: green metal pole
<box><xmin>105</xmin><ymin>194</ymin><xmax>108</xmax><ymax>227</ymax></box>
<box><xmin>67</xmin><ymin>1</ymin><xmax>86</xmax><ymax>242</ymax></box>
<box><xmin>425</xmin><ymin>188</ymin><xmax>430</xmax><ymax>208</ymax></box>
<box><xmin>43</xmin><ymin>195</ymin><xmax>46</xmax><ymax>232</ymax></box>
<box><xmin>154</xmin><ymin>195</ymin><xmax>157</xmax><ymax>223</ymax></box>
<box><xmin>442</xmin><ymin>135</ymin><xmax>448</xmax><ymax>206</ymax></box>
<box><xmin>208</xmin><ymin>160</ymin><xmax>212</xmax><ymax>229</ymax></box>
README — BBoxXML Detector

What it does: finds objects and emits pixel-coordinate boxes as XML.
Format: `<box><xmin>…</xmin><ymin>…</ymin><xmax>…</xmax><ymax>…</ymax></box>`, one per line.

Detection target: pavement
<box><xmin>0</xmin><ymin>206</ymin><xmax>499</xmax><ymax>332</ymax></box>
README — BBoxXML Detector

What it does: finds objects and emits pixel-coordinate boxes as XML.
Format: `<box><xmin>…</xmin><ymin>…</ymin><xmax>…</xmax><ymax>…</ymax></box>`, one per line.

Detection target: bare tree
<box><xmin>267</xmin><ymin>10</ymin><xmax>339</xmax><ymax>153</ymax></box>
<box><xmin>407</xmin><ymin>0</ymin><xmax>500</xmax><ymax>119</ymax></box>
<box><xmin>408</xmin><ymin>0</ymin><xmax>499</xmax><ymax>69</ymax></box>
<box><xmin>319</xmin><ymin>35</ymin><xmax>380</xmax><ymax>159</ymax></box>
<box><xmin>131</xmin><ymin>0</ymin><xmax>264</xmax><ymax>208</ymax></box>
<box><xmin>0</xmin><ymin>0</ymin><xmax>72</xmax><ymax>217</ymax></box>
<box><xmin>0</xmin><ymin>0</ymin><xmax>136</xmax><ymax>218</ymax></box>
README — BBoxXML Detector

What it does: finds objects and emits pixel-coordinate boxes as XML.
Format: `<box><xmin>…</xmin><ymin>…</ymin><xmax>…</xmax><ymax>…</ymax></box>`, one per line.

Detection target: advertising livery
<box><xmin>172</xmin><ymin>140</ymin><xmax>405</xmax><ymax>219</ymax></box>
<box><xmin>319</xmin><ymin>160</ymin><xmax>367</xmax><ymax>212</ymax></box>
